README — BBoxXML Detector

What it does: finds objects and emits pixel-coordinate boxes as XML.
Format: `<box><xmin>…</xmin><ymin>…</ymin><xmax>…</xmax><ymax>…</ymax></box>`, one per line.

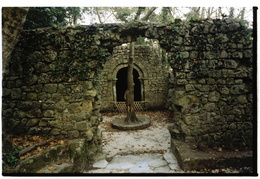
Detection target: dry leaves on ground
<box><xmin>9</xmin><ymin>135</ymin><xmax>65</xmax><ymax>160</ymax></box>
<box><xmin>100</xmin><ymin>110</ymin><xmax>174</xmax><ymax>132</ymax></box>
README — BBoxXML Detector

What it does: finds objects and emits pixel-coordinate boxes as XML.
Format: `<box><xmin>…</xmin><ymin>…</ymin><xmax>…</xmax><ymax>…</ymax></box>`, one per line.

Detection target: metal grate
<box><xmin>115</xmin><ymin>101</ymin><xmax>144</xmax><ymax>113</ymax></box>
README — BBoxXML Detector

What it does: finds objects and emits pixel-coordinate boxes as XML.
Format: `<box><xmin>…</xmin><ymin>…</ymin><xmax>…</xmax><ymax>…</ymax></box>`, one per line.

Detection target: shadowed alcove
<box><xmin>116</xmin><ymin>67</ymin><xmax>141</xmax><ymax>102</ymax></box>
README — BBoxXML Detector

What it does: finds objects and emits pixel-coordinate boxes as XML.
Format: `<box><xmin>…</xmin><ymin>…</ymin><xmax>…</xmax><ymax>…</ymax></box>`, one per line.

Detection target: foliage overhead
<box><xmin>23</xmin><ymin>7</ymin><xmax>252</xmax><ymax>29</ymax></box>
<box><xmin>23</xmin><ymin>7</ymin><xmax>84</xmax><ymax>29</ymax></box>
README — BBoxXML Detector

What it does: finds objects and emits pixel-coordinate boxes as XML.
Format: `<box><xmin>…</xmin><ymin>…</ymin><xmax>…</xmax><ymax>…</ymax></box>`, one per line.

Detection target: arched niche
<box><xmin>112</xmin><ymin>63</ymin><xmax>144</xmax><ymax>102</ymax></box>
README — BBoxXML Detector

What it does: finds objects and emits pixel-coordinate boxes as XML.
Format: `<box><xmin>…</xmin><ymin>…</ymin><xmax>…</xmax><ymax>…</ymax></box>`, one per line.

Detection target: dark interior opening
<box><xmin>116</xmin><ymin>67</ymin><xmax>141</xmax><ymax>101</ymax></box>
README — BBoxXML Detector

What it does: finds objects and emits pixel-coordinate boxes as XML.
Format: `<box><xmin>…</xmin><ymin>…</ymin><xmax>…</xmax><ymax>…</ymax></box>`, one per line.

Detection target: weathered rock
<box><xmin>44</xmin><ymin>84</ymin><xmax>57</xmax><ymax>93</ymax></box>
<box><xmin>11</xmin><ymin>88</ymin><xmax>21</xmax><ymax>99</ymax></box>
<box><xmin>27</xmin><ymin>118</ymin><xmax>40</xmax><ymax>127</ymax></box>
<box><xmin>43</xmin><ymin>110</ymin><xmax>55</xmax><ymax>117</ymax></box>
<box><xmin>208</xmin><ymin>91</ymin><xmax>221</xmax><ymax>102</ymax></box>
<box><xmin>50</xmin><ymin>128</ymin><xmax>60</xmax><ymax>135</ymax></box>
<box><xmin>68</xmin><ymin>130</ymin><xmax>80</xmax><ymax>138</ymax></box>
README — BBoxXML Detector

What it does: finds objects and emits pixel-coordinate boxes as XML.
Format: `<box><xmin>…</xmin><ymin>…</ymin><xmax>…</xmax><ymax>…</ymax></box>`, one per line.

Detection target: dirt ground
<box><xmin>99</xmin><ymin>111</ymin><xmax>174</xmax><ymax>159</ymax></box>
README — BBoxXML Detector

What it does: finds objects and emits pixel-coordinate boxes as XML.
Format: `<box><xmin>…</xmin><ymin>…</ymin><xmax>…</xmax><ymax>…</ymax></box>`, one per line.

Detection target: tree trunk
<box><xmin>95</xmin><ymin>7</ymin><xmax>103</xmax><ymax>24</ymax></box>
<box><xmin>141</xmin><ymin>7</ymin><xmax>157</xmax><ymax>21</ymax></box>
<box><xmin>229</xmin><ymin>7</ymin><xmax>235</xmax><ymax>18</ymax></box>
<box><xmin>124</xmin><ymin>42</ymin><xmax>139</xmax><ymax>123</ymax></box>
<box><xmin>134</xmin><ymin>7</ymin><xmax>145</xmax><ymax>21</ymax></box>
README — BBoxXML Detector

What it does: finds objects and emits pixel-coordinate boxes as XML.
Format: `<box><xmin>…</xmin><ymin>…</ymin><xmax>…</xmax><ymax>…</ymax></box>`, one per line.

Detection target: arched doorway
<box><xmin>116</xmin><ymin>67</ymin><xmax>141</xmax><ymax>102</ymax></box>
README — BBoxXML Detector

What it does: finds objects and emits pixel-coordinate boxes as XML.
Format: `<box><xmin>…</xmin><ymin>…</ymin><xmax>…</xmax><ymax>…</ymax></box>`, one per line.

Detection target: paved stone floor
<box><xmin>86</xmin><ymin>152</ymin><xmax>182</xmax><ymax>173</ymax></box>
<box><xmin>84</xmin><ymin>111</ymin><xmax>184</xmax><ymax>174</ymax></box>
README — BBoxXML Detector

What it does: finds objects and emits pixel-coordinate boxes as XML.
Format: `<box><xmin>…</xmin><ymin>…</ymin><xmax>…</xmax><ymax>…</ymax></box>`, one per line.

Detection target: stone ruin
<box><xmin>100</xmin><ymin>45</ymin><xmax>168</xmax><ymax>111</ymax></box>
<box><xmin>2</xmin><ymin>19</ymin><xmax>254</xmax><ymax>171</ymax></box>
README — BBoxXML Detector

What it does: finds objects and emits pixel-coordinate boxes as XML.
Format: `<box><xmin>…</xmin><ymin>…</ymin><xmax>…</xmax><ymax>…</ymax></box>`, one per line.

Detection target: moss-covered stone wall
<box><xmin>2</xmin><ymin>19</ymin><xmax>253</xmax><ymax>149</ymax></box>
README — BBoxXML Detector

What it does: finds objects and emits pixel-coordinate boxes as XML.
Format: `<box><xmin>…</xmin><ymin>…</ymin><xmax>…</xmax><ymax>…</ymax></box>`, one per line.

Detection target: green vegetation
<box><xmin>3</xmin><ymin>147</ymin><xmax>20</xmax><ymax>168</ymax></box>
<box><xmin>24</xmin><ymin>7</ymin><xmax>83</xmax><ymax>29</ymax></box>
<box><xmin>53</xmin><ymin>25</ymin><xmax>110</xmax><ymax>82</ymax></box>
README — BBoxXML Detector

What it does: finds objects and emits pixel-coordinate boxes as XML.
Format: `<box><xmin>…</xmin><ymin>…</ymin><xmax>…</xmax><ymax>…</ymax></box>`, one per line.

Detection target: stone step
<box><xmin>36</xmin><ymin>162</ymin><xmax>74</xmax><ymax>173</ymax></box>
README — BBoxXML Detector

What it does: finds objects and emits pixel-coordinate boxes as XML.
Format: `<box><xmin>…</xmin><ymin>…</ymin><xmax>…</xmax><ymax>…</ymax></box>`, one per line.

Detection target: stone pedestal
<box><xmin>111</xmin><ymin>116</ymin><xmax>151</xmax><ymax>130</ymax></box>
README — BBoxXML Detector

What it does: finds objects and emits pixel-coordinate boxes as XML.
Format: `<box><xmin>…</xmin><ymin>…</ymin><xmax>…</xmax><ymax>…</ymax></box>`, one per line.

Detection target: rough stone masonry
<box><xmin>2</xmin><ymin>19</ymin><xmax>253</xmax><ymax>158</ymax></box>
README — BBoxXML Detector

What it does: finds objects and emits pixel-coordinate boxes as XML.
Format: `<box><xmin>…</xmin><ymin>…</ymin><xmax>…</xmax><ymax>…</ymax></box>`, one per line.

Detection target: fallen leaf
<box><xmin>56</xmin><ymin>162</ymin><xmax>62</xmax><ymax>165</ymax></box>
<box><xmin>48</xmin><ymin>166</ymin><xmax>53</xmax><ymax>171</ymax></box>
<box><xmin>36</xmin><ymin>170</ymin><xmax>45</xmax><ymax>173</ymax></box>
<box><xmin>218</xmin><ymin>147</ymin><xmax>222</xmax><ymax>152</ymax></box>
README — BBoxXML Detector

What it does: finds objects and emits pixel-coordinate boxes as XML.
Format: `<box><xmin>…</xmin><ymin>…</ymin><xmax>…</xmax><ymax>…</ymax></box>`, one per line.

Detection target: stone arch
<box><xmin>112</xmin><ymin>63</ymin><xmax>144</xmax><ymax>102</ymax></box>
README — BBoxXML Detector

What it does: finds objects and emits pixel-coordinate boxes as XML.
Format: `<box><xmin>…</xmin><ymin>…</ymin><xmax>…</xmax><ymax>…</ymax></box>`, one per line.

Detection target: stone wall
<box><xmin>166</xmin><ymin>19</ymin><xmax>253</xmax><ymax>147</ymax></box>
<box><xmin>2</xmin><ymin>27</ymin><xmax>104</xmax><ymax>162</ymax></box>
<box><xmin>100</xmin><ymin>45</ymin><xmax>168</xmax><ymax>111</ymax></box>
<box><xmin>2</xmin><ymin>19</ymin><xmax>253</xmax><ymax>149</ymax></box>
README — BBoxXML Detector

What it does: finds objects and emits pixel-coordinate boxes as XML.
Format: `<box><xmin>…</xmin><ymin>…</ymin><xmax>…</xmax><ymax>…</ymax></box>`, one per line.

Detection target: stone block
<box><xmin>232</xmin><ymin>52</ymin><xmax>243</xmax><ymax>58</ymax></box>
<box><xmin>3</xmin><ymin>88</ymin><xmax>11</xmax><ymax>97</ymax></box>
<box><xmin>176</xmin><ymin>96</ymin><xmax>190</xmax><ymax>107</ymax></box>
<box><xmin>176</xmin><ymin>79</ymin><xmax>187</xmax><ymax>85</ymax></box>
<box><xmin>82</xmin><ymin>100</ymin><xmax>93</xmax><ymax>113</ymax></box>
<box><xmin>50</xmin><ymin>128</ymin><xmax>60</xmax><ymax>135</ymax></box>
<box><xmin>64</xmin><ymin>122</ymin><xmax>75</xmax><ymax>130</ymax></box>
<box><xmin>49</xmin><ymin>120</ymin><xmax>62</xmax><ymax>128</ymax></box>
<box><xmin>224</xmin><ymin>60</ymin><xmax>238</xmax><ymax>69</ymax></box>
<box><xmin>27</xmin><ymin>92</ymin><xmax>37</xmax><ymax>100</ymax></box>
<box><xmin>11</xmin><ymin>88</ymin><xmax>21</xmax><ymax>99</ymax></box>
<box><xmin>85</xmin><ymin>129</ymin><xmax>94</xmax><ymax>141</ymax></box>
<box><xmin>44</xmin><ymin>84</ymin><xmax>57</xmax><ymax>93</ymax></box>
<box><xmin>204</xmin><ymin>103</ymin><xmax>216</xmax><ymax>112</ymax></box>
<box><xmin>189</xmin><ymin>96</ymin><xmax>200</xmax><ymax>103</ymax></box>
<box><xmin>236</xmin><ymin>95</ymin><xmax>248</xmax><ymax>104</ymax></box>
<box><xmin>41</xmin><ymin>127</ymin><xmax>51</xmax><ymax>134</ymax></box>
<box><xmin>244</xmin><ymin>49</ymin><xmax>252</xmax><ymax>58</ymax></box>
<box><xmin>85</xmin><ymin>89</ymin><xmax>97</xmax><ymax>97</ymax></box>
<box><xmin>2</xmin><ymin>109</ymin><xmax>13</xmax><ymax>118</ymax></box>
<box><xmin>68</xmin><ymin>130</ymin><xmax>80</xmax><ymax>138</ymax></box>
<box><xmin>208</xmin><ymin>91</ymin><xmax>221</xmax><ymax>102</ymax></box>
<box><xmin>75</xmin><ymin>121</ymin><xmax>89</xmax><ymax>131</ymax></box>
<box><xmin>230</xmin><ymin>85</ymin><xmax>247</xmax><ymax>94</ymax></box>
<box><xmin>26</xmin><ymin>75</ymin><xmax>38</xmax><ymax>85</ymax></box>
<box><xmin>27</xmin><ymin>118</ymin><xmax>40</xmax><ymax>127</ymax></box>
<box><xmin>180</xmin><ymin>52</ymin><xmax>189</xmax><ymax>58</ymax></box>
<box><xmin>219</xmin><ymin>86</ymin><xmax>230</xmax><ymax>95</ymax></box>
<box><xmin>27</xmin><ymin>108</ymin><xmax>43</xmax><ymax>118</ymax></box>
<box><xmin>189</xmin><ymin>51</ymin><xmax>198</xmax><ymax>58</ymax></box>
<box><xmin>216</xmin><ymin>33</ymin><xmax>229</xmax><ymax>43</ymax></box>
<box><xmin>200</xmin><ymin>85</ymin><xmax>209</xmax><ymax>92</ymax></box>
<box><xmin>68</xmin><ymin>103</ymin><xmax>82</xmax><ymax>114</ymax></box>
<box><xmin>38</xmin><ymin>73</ymin><xmax>50</xmax><ymax>84</ymax></box>
<box><xmin>93</xmin><ymin>159</ymin><xmax>108</xmax><ymax>168</ymax></box>
<box><xmin>198</xmin><ymin>79</ymin><xmax>206</xmax><ymax>84</ymax></box>
<box><xmin>219</xmin><ymin>50</ymin><xmax>228</xmax><ymax>58</ymax></box>
<box><xmin>43</xmin><ymin>110</ymin><xmax>55</xmax><ymax>117</ymax></box>
<box><xmin>28</xmin><ymin>127</ymin><xmax>39</xmax><ymax>135</ymax></box>
<box><xmin>185</xmin><ymin>84</ymin><xmax>195</xmax><ymax>91</ymax></box>
<box><xmin>13</xmin><ymin>110</ymin><xmax>26</xmax><ymax>118</ymax></box>
<box><xmin>38</xmin><ymin>120</ymin><xmax>48</xmax><ymax>127</ymax></box>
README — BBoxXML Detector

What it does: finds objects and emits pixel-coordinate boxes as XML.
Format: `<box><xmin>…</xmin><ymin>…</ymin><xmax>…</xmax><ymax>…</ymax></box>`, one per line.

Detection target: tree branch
<box><xmin>19</xmin><ymin>138</ymin><xmax>54</xmax><ymax>157</ymax></box>
<box><xmin>141</xmin><ymin>7</ymin><xmax>157</xmax><ymax>21</ymax></box>
<box><xmin>134</xmin><ymin>7</ymin><xmax>145</xmax><ymax>21</ymax></box>
<box><xmin>94</xmin><ymin>7</ymin><xmax>103</xmax><ymax>24</ymax></box>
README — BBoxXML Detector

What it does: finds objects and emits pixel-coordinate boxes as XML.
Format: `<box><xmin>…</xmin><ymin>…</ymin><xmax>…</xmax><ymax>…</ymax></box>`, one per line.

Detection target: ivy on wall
<box><xmin>53</xmin><ymin>25</ymin><xmax>110</xmax><ymax>82</ymax></box>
